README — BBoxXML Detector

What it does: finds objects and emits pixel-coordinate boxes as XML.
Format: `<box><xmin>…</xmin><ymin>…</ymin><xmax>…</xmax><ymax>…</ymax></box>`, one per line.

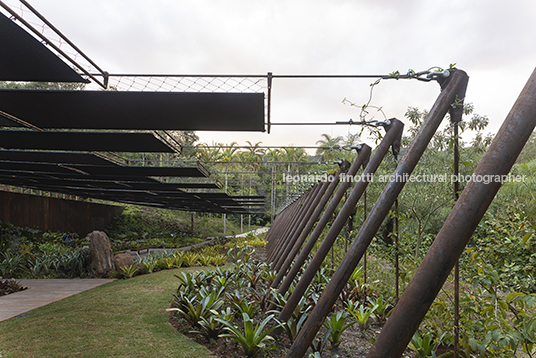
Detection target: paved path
<box><xmin>0</xmin><ymin>278</ymin><xmax>113</xmax><ymax>322</ymax></box>
<box><xmin>233</xmin><ymin>227</ymin><xmax>269</xmax><ymax>238</ymax></box>
<box><xmin>128</xmin><ymin>227</ymin><xmax>270</xmax><ymax>257</ymax></box>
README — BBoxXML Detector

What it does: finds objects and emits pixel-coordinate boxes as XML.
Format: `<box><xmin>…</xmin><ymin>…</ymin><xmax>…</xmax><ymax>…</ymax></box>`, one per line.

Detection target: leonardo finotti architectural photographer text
<box><xmin>284</xmin><ymin>173</ymin><xmax>526</xmax><ymax>185</ymax></box>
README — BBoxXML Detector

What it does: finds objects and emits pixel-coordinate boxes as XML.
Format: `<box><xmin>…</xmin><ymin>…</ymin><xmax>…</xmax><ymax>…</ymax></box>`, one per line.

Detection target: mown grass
<box><xmin>0</xmin><ymin>267</ymin><xmax>223</xmax><ymax>358</ymax></box>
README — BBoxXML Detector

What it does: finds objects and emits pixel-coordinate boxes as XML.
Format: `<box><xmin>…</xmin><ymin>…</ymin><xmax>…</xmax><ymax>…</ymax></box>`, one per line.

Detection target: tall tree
<box><xmin>316</xmin><ymin>134</ymin><xmax>343</xmax><ymax>161</ymax></box>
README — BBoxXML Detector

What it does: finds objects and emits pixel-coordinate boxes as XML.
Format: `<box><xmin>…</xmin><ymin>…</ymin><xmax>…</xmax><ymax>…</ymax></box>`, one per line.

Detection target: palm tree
<box><xmin>281</xmin><ymin>147</ymin><xmax>308</xmax><ymax>174</ymax></box>
<box><xmin>316</xmin><ymin>134</ymin><xmax>343</xmax><ymax>161</ymax></box>
<box><xmin>240</xmin><ymin>141</ymin><xmax>265</xmax><ymax>170</ymax></box>
<box><xmin>221</xmin><ymin>142</ymin><xmax>239</xmax><ymax>162</ymax></box>
<box><xmin>197</xmin><ymin>143</ymin><xmax>223</xmax><ymax>163</ymax></box>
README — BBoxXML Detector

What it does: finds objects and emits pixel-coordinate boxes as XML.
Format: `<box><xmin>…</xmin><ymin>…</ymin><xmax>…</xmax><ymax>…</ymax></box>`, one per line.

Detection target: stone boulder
<box><xmin>114</xmin><ymin>252</ymin><xmax>134</xmax><ymax>272</ymax></box>
<box><xmin>88</xmin><ymin>231</ymin><xmax>115</xmax><ymax>275</ymax></box>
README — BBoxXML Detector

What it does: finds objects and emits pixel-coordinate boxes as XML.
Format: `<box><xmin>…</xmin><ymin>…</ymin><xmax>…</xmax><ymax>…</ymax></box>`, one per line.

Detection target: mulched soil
<box><xmin>167</xmin><ymin>246</ymin><xmax>420</xmax><ymax>357</ymax></box>
<box><xmin>169</xmin><ymin>310</ymin><xmax>376</xmax><ymax>358</ymax></box>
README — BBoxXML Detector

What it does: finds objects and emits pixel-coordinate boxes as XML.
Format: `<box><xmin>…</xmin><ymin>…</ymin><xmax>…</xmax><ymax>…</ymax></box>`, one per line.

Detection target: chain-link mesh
<box><xmin>107</xmin><ymin>75</ymin><xmax>267</xmax><ymax>93</ymax></box>
<box><xmin>105</xmin><ymin>75</ymin><xmax>270</xmax><ymax>125</ymax></box>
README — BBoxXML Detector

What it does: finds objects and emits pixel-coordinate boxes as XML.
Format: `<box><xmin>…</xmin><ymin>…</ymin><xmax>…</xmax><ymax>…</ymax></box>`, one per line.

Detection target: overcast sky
<box><xmin>8</xmin><ymin>0</ymin><xmax>536</xmax><ymax>151</ymax></box>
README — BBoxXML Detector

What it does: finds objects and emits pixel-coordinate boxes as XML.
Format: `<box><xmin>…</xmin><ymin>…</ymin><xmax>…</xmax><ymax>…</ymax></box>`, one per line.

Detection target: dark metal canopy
<box><xmin>0</xmin><ymin>12</ymin><xmax>88</xmax><ymax>83</ymax></box>
<box><xmin>1</xmin><ymin>176</ymin><xmax>263</xmax><ymax>213</ymax></box>
<box><xmin>0</xmin><ymin>130</ymin><xmax>178</xmax><ymax>152</ymax></box>
<box><xmin>0</xmin><ymin>89</ymin><xmax>265</xmax><ymax>131</ymax></box>
<box><xmin>0</xmin><ymin>149</ymin><xmax>264</xmax><ymax>213</ymax></box>
<box><xmin>0</xmin><ymin>150</ymin><xmax>208</xmax><ymax>177</ymax></box>
<box><xmin>0</xmin><ymin>4</ymin><xmax>266</xmax><ymax>213</ymax></box>
<box><xmin>0</xmin><ymin>149</ymin><xmax>117</xmax><ymax>165</ymax></box>
<box><xmin>68</xmin><ymin>165</ymin><xmax>208</xmax><ymax>178</ymax></box>
<box><xmin>0</xmin><ymin>174</ymin><xmax>220</xmax><ymax>191</ymax></box>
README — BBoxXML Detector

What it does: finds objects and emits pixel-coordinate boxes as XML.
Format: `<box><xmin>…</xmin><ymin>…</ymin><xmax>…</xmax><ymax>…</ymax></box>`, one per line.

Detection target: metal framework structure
<box><xmin>0</xmin><ymin>0</ymin><xmax>266</xmax><ymax>214</ymax></box>
<box><xmin>261</xmin><ymin>69</ymin><xmax>536</xmax><ymax>358</ymax></box>
<box><xmin>3</xmin><ymin>2</ymin><xmax>536</xmax><ymax>356</ymax></box>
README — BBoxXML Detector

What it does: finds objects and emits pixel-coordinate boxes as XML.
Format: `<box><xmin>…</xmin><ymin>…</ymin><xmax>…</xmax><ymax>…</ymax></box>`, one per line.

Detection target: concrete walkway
<box><xmin>0</xmin><ymin>278</ymin><xmax>113</xmax><ymax>322</ymax></box>
<box><xmin>233</xmin><ymin>227</ymin><xmax>269</xmax><ymax>238</ymax></box>
<box><xmin>127</xmin><ymin>227</ymin><xmax>270</xmax><ymax>257</ymax></box>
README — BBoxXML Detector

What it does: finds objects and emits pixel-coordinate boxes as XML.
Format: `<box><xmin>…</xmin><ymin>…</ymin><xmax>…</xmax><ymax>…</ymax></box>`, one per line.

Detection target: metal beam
<box><xmin>286</xmin><ymin>69</ymin><xmax>469</xmax><ymax>357</ymax></box>
<box><xmin>367</xmin><ymin>67</ymin><xmax>536</xmax><ymax>358</ymax></box>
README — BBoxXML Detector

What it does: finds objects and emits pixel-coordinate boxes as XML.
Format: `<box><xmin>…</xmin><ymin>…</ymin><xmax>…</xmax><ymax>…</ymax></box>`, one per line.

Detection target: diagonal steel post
<box><xmin>270</xmin><ymin>179</ymin><xmax>331</xmax><ymax>267</ymax></box>
<box><xmin>267</xmin><ymin>184</ymin><xmax>319</xmax><ymax>263</ymax></box>
<box><xmin>367</xmin><ymin>68</ymin><xmax>536</xmax><ymax>358</ymax></box>
<box><xmin>265</xmin><ymin>197</ymin><xmax>293</xmax><ymax>253</ymax></box>
<box><xmin>272</xmin><ymin>162</ymin><xmax>351</xmax><ymax>271</ymax></box>
<box><xmin>277</xmin><ymin>119</ymin><xmax>403</xmax><ymax>320</ymax></box>
<box><xmin>286</xmin><ymin>69</ymin><xmax>469</xmax><ymax>357</ymax></box>
<box><xmin>264</xmin><ymin>202</ymin><xmax>288</xmax><ymax>249</ymax></box>
<box><xmin>267</xmin><ymin>192</ymin><xmax>307</xmax><ymax>262</ymax></box>
<box><xmin>271</xmin><ymin>146</ymin><xmax>371</xmax><ymax>287</ymax></box>
<box><xmin>266</xmin><ymin>193</ymin><xmax>305</xmax><ymax>259</ymax></box>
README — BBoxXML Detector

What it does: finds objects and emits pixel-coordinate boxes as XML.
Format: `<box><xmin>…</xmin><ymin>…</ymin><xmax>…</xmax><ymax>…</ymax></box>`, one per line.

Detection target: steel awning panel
<box><xmin>0</xmin><ymin>130</ymin><xmax>177</xmax><ymax>152</ymax></box>
<box><xmin>70</xmin><ymin>165</ymin><xmax>208</xmax><ymax>177</ymax></box>
<box><xmin>0</xmin><ymin>176</ymin><xmax>219</xmax><ymax>191</ymax></box>
<box><xmin>0</xmin><ymin>150</ymin><xmax>208</xmax><ymax>177</ymax></box>
<box><xmin>0</xmin><ymin>161</ymin><xmax>83</xmax><ymax>174</ymax></box>
<box><xmin>123</xmin><ymin>182</ymin><xmax>219</xmax><ymax>190</ymax></box>
<box><xmin>0</xmin><ymin>89</ymin><xmax>265</xmax><ymax>131</ymax></box>
<box><xmin>4</xmin><ymin>179</ymin><xmax>263</xmax><ymax>213</ymax></box>
<box><xmin>0</xmin><ymin>172</ymin><xmax>218</xmax><ymax>190</ymax></box>
<box><xmin>0</xmin><ymin>157</ymin><xmax>262</xmax><ymax>214</ymax></box>
<box><xmin>0</xmin><ymin>13</ymin><xmax>88</xmax><ymax>83</ymax></box>
<box><xmin>0</xmin><ymin>149</ymin><xmax>117</xmax><ymax>165</ymax></box>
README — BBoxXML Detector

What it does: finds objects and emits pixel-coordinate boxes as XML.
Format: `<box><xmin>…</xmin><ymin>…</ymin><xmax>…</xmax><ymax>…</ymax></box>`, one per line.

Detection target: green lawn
<box><xmin>0</xmin><ymin>268</ymin><xmax>220</xmax><ymax>358</ymax></box>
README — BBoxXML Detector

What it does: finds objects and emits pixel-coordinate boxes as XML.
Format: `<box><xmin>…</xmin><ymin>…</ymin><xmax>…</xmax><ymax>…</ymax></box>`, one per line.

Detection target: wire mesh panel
<box><xmin>107</xmin><ymin>75</ymin><xmax>267</xmax><ymax>93</ymax></box>
<box><xmin>106</xmin><ymin>74</ymin><xmax>270</xmax><ymax>126</ymax></box>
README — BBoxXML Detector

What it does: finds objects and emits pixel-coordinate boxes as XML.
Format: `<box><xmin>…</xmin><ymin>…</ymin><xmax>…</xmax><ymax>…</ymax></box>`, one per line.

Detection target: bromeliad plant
<box><xmin>190</xmin><ymin>307</ymin><xmax>234</xmax><ymax>341</ymax></box>
<box><xmin>408</xmin><ymin>330</ymin><xmax>452</xmax><ymax>358</ymax></box>
<box><xmin>367</xmin><ymin>295</ymin><xmax>392</xmax><ymax>323</ymax></box>
<box><xmin>0</xmin><ymin>278</ymin><xmax>27</xmax><ymax>296</ymax></box>
<box><xmin>120</xmin><ymin>264</ymin><xmax>140</xmax><ymax>279</ymax></box>
<box><xmin>137</xmin><ymin>254</ymin><xmax>157</xmax><ymax>274</ymax></box>
<box><xmin>280</xmin><ymin>312</ymin><xmax>308</xmax><ymax>342</ymax></box>
<box><xmin>323</xmin><ymin>310</ymin><xmax>355</xmax><ymax>348</ymax></box>
<box><xmin>216</xmin><ymin>313</ymin><xmax>281</xmax><ymax>358</ymax></box>
<box><xmin>169</xmin><ymin>286</ymin><xmax>225</xmax><ymax>328</ymax></box>
<box><xmin>346</xmin><ymin>300</ymin><xmax>376</xmax><ymax>337</ymax></box>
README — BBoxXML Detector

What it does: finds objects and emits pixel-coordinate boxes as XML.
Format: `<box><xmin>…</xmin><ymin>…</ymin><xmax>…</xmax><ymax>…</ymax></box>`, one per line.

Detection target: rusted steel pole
<box><xmin>268</xmin><ymin>190</ymin><xmax>311</xmax><ymax>256</ymax></box>
<box><xmin>267</xmin><ymin>192</ymin><xmax>307</xmax><ymax>262</ymax></box>
<box><xmin>265</xmin><ymin>196</ymin><xmax>295</xmax><ymax>254</ymax></box>
<box><xmin>266</xmin><ymin>193</ymin><xmax>304</xmax><ymax>260</ymax></box>
<box><xmin>268</xmin><ymin>185</ymin><xmax>319</xmax><ymax>263</ymax></box>
<box><xmin>453</xmin><ymin>121</ymin><xmax>460</xmax><ymax>356</ymax></box>
<box><xmin>277</xmin><ymin>119</ymin><xmax>403</xmax><ymax>320</ymax></box>
<box><xmin>271</xmin><ymin>146</ymin><xmax>371</xmax><ymax>288</ymax></box>
<box><xmin>265</xmin><ymin>201</ymin><xmax>289</xmax><ymax>249</ymax></box>
<box><xmin>274</xmin><ymin>184</ymin><xmax>322</xmax><ymax>260</ymax></box>
<box><xmin>271</xmin><ymin>178</ymin><xmax>333</xmax><ymax>269</ymax></box>
<box><xmin>449</xmin><ymin>76</ymin><xmax>466</xmax><ymax>358</ymax></box>
<box><xmin>265</xmin><ymin>196</ymin><xmax>296</xmax><ymax>246</ymax></box>
<box><xmin>394</xmin><ymin>199</ymin><xmax>399</xmax><ymax>302</ymax></box>
<box><xmin>367</xmin><ymin>69</ymin><xmax>536</xmax><ymax>358</ymax></box>
<box><xmin>286</xmin><ymin>69</ymin><xmax>469</xmax><ymax>358</ymax></box>
<box><xmin>273</xmin><ymin>163</ymin><xmax>349</xmax><ymax>271</ymax></box>
<box><xmin>272</xmin><ymin>169</ymin><xmax>345</xmax><ymax>271</ymax></box>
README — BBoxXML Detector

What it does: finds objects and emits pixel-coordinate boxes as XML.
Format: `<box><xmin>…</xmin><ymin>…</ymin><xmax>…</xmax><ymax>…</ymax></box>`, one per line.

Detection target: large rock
<box><xmin>88</xmin><ymin>231</ymin><xmax>115</xmax><ymax>275</ymax></box>
<box><xmin>114</xmin><ymin>252</ymin><xmax>134</xmax><ymax>272</ymax></box>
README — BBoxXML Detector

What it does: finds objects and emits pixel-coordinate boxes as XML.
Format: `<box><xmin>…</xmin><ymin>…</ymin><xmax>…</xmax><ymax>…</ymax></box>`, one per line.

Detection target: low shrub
<box><xmin>0</xmin><ymin>278</ymin><xmax>27</xmax><ymax>296</ymax></box>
